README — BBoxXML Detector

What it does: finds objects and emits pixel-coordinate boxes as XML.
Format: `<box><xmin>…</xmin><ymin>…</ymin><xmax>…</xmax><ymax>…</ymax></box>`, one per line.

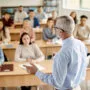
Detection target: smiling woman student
<box><xmin>15</xmin><ymin>32</ymin><xmax>44</xmax><ymax>90</ymax></box>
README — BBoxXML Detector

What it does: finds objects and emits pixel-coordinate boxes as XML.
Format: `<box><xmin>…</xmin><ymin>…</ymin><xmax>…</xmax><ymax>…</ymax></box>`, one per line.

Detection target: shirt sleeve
<box><xmin>4</xmin><ymin>28</ymin><xmax>11</xmax><ymax>42</ymax></box>
<box><xmin>43</xmin><ymin>28</ymin><xmax>56</xmax><ymax>41</ymax></box>
<box><xmin>24</xmin><ymin>12</ymin><xmax>28</xmax><ymax>18</ymax></box>
<box><xmin>15</xmin><ymin>45</ymin><xmax>26</xmax><ymax>62</ymax></box>
<box><xmin>43</xmin><ymin>29</ymin><xmax>48</xmax><ymax>41</ymax></box>
<box><xmin>35</xmin><ymin>18</ymin><xmax>40</xmax><ymax>27</ymax></box>
<box><xmin>35</xmin><ymin>50</ymin><xmax>69</xmax><ymax>89</ymax></box>
<box><xmin>30</xmin><ymin>30</ymin><xmax>36</xmax><ymax>43</ymax></box>
<box><xmin>33</xmin><ymin>43</ymin><xmax>45</xmax><ymax>62</ymax></box>
<box><xmin>14</xmin><ymin>12</ymin><xmax>18</xmax><ymax>23</ymax></box>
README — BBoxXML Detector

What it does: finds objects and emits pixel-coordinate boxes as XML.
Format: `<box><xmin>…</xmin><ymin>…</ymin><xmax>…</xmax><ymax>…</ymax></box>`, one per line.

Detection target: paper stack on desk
<box><xmin>52</xmin><ymin>38</ymin><xmax>62</xmax><ymax>45</ymax></box>
<box><xmin>19</xmin><ymin>63</ymin><xmax>45</xmax><ymax>71</ymax></box>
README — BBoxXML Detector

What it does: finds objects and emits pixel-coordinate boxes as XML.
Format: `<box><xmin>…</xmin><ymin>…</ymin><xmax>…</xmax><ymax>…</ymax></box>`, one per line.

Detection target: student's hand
<box><xmin>24</xmin><ymin>62</ymin><xmax>38</xmax><ymax>74</ymax></box>
<box><xmin>47</xmin><ymin>39</ymin><xmax>52</xmax><ymax>42</ymax></box>
<box><xmin>0</xmin><ymin>41</ymin><xmax>2</xmax><ymax>44</ymax></box>
<box><xmin>27</xmin><ymin>58</ymin><xmax>32</xmax><ymax>63</ymax></box>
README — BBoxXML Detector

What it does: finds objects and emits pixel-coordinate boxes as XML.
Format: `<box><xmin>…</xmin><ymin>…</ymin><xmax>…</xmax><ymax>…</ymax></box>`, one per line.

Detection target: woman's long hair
<box><xmin>0</xmin><ymin>19</ymin><xmax>6</xmax><ymax>37</ymax></box>
<box><xmin>70</xmin><ymin>11</ymin><xmax>78</xmax><ymax>24</ymax></box>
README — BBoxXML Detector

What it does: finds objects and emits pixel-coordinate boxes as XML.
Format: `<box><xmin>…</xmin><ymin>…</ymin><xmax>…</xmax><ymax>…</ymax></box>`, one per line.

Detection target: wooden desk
<box><xmin>1</xmin><ymin>40</ymin><xmax>61</xmax><ymax>61</ymax></box>
<box><xmin>14</xmin><ymin>23</ymin><xmax>23</xmax><ymax>28</ymax></box>
<box><xmin>1</xmin><ymin>42</ymin><xmax>19</xmax><ymax>61</ymax></box>
<box><xmin>36</xmin><ymin>40</ymin><xmax>61</xmax><ymax>57</ymax></box>
<box><xmin>9</xmin><ymin>28</ymin><xmax>43</xmax><ymax>41</ymax></box>
<box><xmin>0</xmin><ymin>60</ymin><xmax>52</xmax><ymax>87</ymax></box>
<box><xmin>40</xmin><ymin>20</ymin><xmax>47</xmax><ymax>28</ymax></box>
<box><xmin>14</xmin><ymin>22</ymin><xmax>47</xmax><ymax>28</ymax></box>
<box><xmin>0</xmin><ymin>60</ymin><xmax>90</xmax><ymax>87</ymax></box>
<box><xmin>2</xmin><ymin>40</ymin><xmax>90</xmax><ymax>61</ymax></box>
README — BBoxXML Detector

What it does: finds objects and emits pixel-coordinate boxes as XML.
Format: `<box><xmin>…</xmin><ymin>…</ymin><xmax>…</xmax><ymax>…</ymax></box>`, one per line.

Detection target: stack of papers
<box><xmin>52</xmin><ymin>38</ymin><xmax>62</xmax><ymax>45</ymax></box>
<box><xmin>19</xmin><ymin>63</ymin><xmax>45</xmax><ymax>71</ymax></box>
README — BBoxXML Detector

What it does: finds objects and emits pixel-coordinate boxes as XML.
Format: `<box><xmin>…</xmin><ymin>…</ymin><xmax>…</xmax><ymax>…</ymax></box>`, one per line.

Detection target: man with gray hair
<box><xmin>25</xmin><ymin>16</ymin><xmax>87</xmax><ymax>90</ymax></box>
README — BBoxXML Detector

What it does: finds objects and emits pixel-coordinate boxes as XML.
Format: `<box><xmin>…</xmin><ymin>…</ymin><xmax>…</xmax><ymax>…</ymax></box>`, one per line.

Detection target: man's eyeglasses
<box><xmin>54</xmin><ymin>27</ymin><xmax>65</xmax><ymax>32</ymax></box>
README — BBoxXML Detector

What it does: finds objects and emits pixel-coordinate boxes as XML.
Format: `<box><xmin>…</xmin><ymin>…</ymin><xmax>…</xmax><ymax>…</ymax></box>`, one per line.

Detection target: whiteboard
<box><xmin>0</xmin><ymin>0</ymin><xmax>43</xmax><ymax>7</ymax></box>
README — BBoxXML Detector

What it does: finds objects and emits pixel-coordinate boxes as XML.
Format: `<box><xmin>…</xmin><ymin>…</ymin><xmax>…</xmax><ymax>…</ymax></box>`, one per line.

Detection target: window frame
<box><xmin>63</xmin><ymin>0</ymin><xmax>90</xmax><ymax>11</ymax></box>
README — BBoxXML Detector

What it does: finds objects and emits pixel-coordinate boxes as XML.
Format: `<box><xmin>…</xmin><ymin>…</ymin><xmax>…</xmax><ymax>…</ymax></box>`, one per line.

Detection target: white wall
<box><xmin>0</xmin><ymin>0</ymin><xmax>43</xmax><ymax>6</ymax></box>
<box><xmin>58</xmin><ymin>0</ymin><xmax>90</xmax><ymax>25</ymax></box>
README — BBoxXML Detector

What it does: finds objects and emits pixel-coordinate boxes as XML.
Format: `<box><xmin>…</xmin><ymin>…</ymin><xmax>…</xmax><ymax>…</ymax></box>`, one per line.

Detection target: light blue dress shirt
<box><xmin>36</xmin><ymin>36</ymin><xmax>87</xmax><ymax>90</ymax></box>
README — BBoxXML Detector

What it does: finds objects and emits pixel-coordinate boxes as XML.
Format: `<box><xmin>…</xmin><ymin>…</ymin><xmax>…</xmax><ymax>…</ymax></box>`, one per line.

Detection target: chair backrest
<box><xmin>4</xmin><ymin>53</ymin><xmax>8</xmax><ymax>62</ymax></box>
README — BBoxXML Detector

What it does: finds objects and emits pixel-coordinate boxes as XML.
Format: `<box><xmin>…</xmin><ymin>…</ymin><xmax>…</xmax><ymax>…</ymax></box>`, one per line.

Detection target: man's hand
<box><xmin>24</xmin><ymin>62</ymin><xmax>38</xmax><ymax>74</ymax></box>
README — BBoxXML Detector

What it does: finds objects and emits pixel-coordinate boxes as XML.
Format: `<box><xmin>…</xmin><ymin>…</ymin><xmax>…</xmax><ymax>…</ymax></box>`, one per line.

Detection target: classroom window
<box><xmin>81</xmin><ymin>0</ymin><xmax>90</xmax><ymax>9</ymax></box>
<box><xmin>63</xmin><ymin>0</ymin><xmax>90</xmax><ymax>10</ymax></box>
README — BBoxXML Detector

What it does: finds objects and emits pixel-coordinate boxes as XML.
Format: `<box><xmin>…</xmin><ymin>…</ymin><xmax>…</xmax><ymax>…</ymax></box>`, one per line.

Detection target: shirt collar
<box><xmin>62</xmin><ymin>36</ymin><xmax>74</xmax><ymax>45</ymax></box>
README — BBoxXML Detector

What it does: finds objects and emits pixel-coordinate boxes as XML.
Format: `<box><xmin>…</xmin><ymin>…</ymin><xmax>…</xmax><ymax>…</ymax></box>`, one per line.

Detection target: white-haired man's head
<box><xmin>55</xmin><ymin>16</ymin><xmax>75</xmax><ymax>39</ymax></box>
<box><xmin>55</xmin><ymin>16</ymin><xmax>75</xmax><ymax>34</ymax></box>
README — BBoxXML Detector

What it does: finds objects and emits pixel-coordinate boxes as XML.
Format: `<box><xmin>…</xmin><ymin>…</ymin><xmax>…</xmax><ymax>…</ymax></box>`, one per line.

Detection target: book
<box><xmin>0</xmin><ymin>64</ymin><xmax>13</xmax><ymax>72</ymax></box>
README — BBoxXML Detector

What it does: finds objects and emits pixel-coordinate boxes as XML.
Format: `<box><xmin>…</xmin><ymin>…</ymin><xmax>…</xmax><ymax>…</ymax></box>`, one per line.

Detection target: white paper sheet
<box><xmin>19</xmin><ymin>63</ymin><xmax>45</xmax><ymax>71</ymax></box>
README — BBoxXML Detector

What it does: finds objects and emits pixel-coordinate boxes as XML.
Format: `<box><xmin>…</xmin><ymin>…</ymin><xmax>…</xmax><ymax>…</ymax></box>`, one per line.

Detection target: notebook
<box><xmin>0</xmin><ymin>64</ymin><xmax>13</xmax><ymax>72</ymax></box>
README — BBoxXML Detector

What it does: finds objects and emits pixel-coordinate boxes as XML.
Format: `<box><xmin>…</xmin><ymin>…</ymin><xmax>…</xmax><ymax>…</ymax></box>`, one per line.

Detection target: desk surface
<box><xmin>0</xmin><ymin>60</ymin><xmax>90</xmax><ymax>87</ymax></box>
<box><xmin>0</xmin><ymin>60</ymin><xmax>52</xmax><ymax>87</ymax></box>
<box><xmin>1</xmin><ymin>40</ymin><xmax>61</xmax><ymax>49</ymax></box>
<box><xmin>9</xmin><ymin>28</ymin><xmax>42</xmax><ymax>34</ymax></box>
<box><xmin>1</xmin><ymin>40</ymin><xmax>90</xmax><ymax>49</ymax></box>
<box><xmin>0</xmin><ymin>60</ymin><xmax>52</xmax><ymax>76</ymax></box>
<box><xmin>1</xmin><ymin>40</ymin><xmax>90</xmax><ymax>61</ymax></box>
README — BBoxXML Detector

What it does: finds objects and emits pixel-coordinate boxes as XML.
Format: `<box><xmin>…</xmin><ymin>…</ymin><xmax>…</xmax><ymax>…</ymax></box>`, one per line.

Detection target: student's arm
<box><xmin>33</xmin><ymin>43</ymin><xmax>45</xmax><ymax>62</ymax></box>
<box><xmin>14</xmin><ymin>12</ymin><xmax>18</xmax><ymax>23</ymax></box>
<box><xmin>4</xmin><ymin>28</ymin><xmax>11</xmax><ymax>42</ymax></box>
<box><xmin>43</xmin><ymin>12</ymin><xmax>48</xmax><ymax>19</ymax></box>
<box><xmin>42</xmin><ymin>29</ymin><xmax>49</xmax><ymax>41</ymax></box>
<box><xmin>10</xmin><ymin>19</ymin><xmax>15</xmax><ymax>28</ymax></box>
<box><xmin>87</xmin><ymin>26</ymin><xmax>90</xmax><ymax>33</ymax></box>
<box><xmin>35</xmin><ymin>18</ymin><xmax>40</xmax><ymax>27</ymax></box>
<box><xmin>15</xmin><ymin>45</ymin><xmax>26</xmax><ymax>62</ymax></box>
<box><xmin>73</xmin><ymin>25</ymin><xmax>78</xmax><ymax>38</ymax></box>
<box><xmin>43</xmin><ymin>28</ymin><xmax>56</xmax><ymax>40</ymax></box>
<box><xmin>30</xmin><ymin>29</ymin><xmax>36</xmax><ymax>43</ymax></box>
<box><xmin>24</xmin><ymin>12</ymin><xmax>28</xmax><ymax>18</ymax></box>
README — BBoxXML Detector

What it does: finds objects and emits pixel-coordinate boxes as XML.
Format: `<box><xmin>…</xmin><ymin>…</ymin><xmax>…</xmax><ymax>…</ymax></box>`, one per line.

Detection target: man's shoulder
<box><xmin>34</xmin><ymin>17</ymin><xmax>38</xmax><ymax>20</ymax></box>
<box><xmin>74</xmin><ymin>38</ymin><xmax>85</xmax><ymax>45</ymax></box>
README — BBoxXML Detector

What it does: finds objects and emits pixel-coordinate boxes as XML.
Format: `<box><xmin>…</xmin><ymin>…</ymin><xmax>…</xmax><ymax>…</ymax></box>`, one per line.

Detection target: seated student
<box><xmin>15</xmin><ymin>32</ymin><xmax>44</xmax><ymax>90</ymax></box>
<box><xmin>74</xmin><ymin>15</ymin><xmax>90</xmax><ymax>41</ymax></box>
<box><xmin>43</xmin><ymin>18</ymin><xmax>56</xmax><ymax>41</ymax></box>
<box><xmin>2</xmin><ymin>12</ymin><xmax>14</xmax><ymax>27</ymax></box>
<box><xmin>15</xmin><ymin>32</ymin><xmax>44</xmax><ymax>62</ymax></box>
<box><xmin>70</xmin><ymin>11</ymin><xmax>78</xmax><ymax>24</ymax></box>
<box><xmin>35</xmin><ymin>6</ymin><xmax>47</xmax><ymax>22</ymax></box>
<box><xmin>24</xmin><ymin>9</ymin><xmax>40</xmax><ymax>28</ymax></box>
<box><xmin>51</xmin><ymin>10</ymin><xmax>57</xmax><ymax>20</ymax></box>
<box><xmin>14</xmin><ymin>5</ymin><xmax>28</xmax><ymax>23</ymax></box>
<box><xmin>0</xmin><ymin>47</ymin><xmax>4</xmax><ymax>65</ymax></box>
<box><xmin>20</xmin><ymin>20</ymin><xmax>35</xmax><ymax>43</ymax></box>
<box><xmin>0</xmin><ymin>19</ymin><xmax>11</xmax><ymax>44</ymax></box>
